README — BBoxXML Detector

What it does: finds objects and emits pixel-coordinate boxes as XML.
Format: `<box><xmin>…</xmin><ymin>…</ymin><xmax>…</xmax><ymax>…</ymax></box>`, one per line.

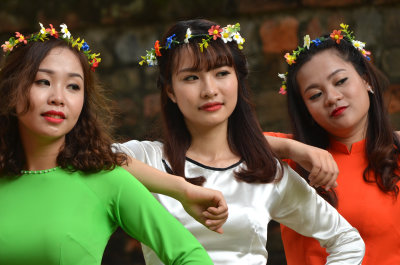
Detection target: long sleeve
<box><xmin>105</xmin><ymin>167</ymin><xmax>213</xmax><ymax>265</ymax></box>
<box><xmin>270</xmin><ymin>163</ymin><xmax>365</xmax><ymax>265</ymax></box>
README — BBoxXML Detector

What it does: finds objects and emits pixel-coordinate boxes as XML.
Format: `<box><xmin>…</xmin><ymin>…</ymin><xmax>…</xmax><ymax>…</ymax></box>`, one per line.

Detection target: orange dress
<box><xmin>265</xmin><ymin>132</ymin><xmax>400</xmax><ymax>265</ymax></box>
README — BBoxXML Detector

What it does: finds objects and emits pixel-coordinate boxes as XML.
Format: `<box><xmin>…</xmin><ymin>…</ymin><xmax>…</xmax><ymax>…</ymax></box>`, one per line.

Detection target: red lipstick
<box><xmin>331</xmin><ymin>106</ymin><xmax>347</xmax><ymax>117</ymax></box>
<box><xmin>42</xmin><ymin>110</ymin><xmax>65</xmax><ymax>124</ymax></box>
<box><xmin>200</xmin><ymin>102</ymin><xmax>223</xmax><ymax>112</ymax></box>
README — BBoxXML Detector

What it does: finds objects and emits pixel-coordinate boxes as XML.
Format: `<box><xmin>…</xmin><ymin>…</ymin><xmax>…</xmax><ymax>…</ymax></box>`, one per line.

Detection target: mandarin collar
<box><xmin>328</xmin><ymin>138</ymin><xmax>366</xmax><ymax>154</ymax></box>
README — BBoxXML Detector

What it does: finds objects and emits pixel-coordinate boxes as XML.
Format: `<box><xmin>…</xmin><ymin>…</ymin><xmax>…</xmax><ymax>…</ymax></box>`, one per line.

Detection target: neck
<box><xmin>329</xmin><ymin>115</ymin><xmax>368</xmax><ymax>152</ymax></box>
<box><xmin>20</xmin><ymin>134</ymin><xmax>64</xmax><ymax>171</ymax></box>
<box><xmin>330</xmin><ymin>129</ymin><xmax>367</xmax><ymax>152</ymax></box>
<box><xmin>186</xmin><ymin>122</ymin><xmax>240</xmax><ymax>167</ymax></box>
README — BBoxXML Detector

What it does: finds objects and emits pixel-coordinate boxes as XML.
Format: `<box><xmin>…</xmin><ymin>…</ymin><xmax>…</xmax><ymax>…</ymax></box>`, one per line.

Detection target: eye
<box><xmin>309</xmin><ymin>92</ymin><xmax>322</xmax><ymax>100</ymax></box>
<box><xmin>68</xmin><ymin>84</ymin><xmax>81</xmax><ymax>91</ymax></box>
<box><xmin>335</xmin><ymin>77</ymin><xmax>348</xmax><ymax>86</ymax></box>
<box><xmin>183</xmin><ymin>75</ymin><xmax>198</xmax><ymax>81</ymax></box>
<box><xmin>34</xmin><ymin>79</ymin><xmax>50</xmax><ymax>86</ymax></box>
<box><xmin>216</xmin><ymin>70</ymin><xmax>230</xmax><ymax>77</ymax></box>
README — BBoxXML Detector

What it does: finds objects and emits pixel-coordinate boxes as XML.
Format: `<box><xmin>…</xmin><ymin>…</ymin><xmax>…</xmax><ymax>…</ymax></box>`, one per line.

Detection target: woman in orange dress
<box><xmin>267</xmin><ymin>23</ymin><xmax>400</xmax><ymax>264</ymax></box>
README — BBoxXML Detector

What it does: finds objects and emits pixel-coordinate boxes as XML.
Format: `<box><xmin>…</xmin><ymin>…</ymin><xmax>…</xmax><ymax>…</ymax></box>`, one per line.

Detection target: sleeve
<box><xmin>110</xmin><ymin>167</ymin><xmax>213</xmax><ymax>265</ymax></box>
<box><xmin>270</xmin><ymin>163</ymin><xmax>365</xmax><ymax>265</ymax></box>
<box><xmin>112</xmin><ymin>140</ymin><xmax>164</xmax><ymax>166</ymax></box>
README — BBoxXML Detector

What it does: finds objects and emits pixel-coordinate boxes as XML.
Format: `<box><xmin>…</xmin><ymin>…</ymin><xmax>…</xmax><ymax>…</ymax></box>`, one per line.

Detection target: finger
<box><xmin>204</xmin><ymin>219</ymin><xmax>226</xmax><ymax>227</ymax></box>
<box><xmin>206</xmin><ymin>205</ymin><xmax>228</xmax><ymax>215</ymax></box>
<box><xmin>324</xmin><ymin>175</ymin><xmax>338</xmax><ymax>191</ymax></box>
<box><xmin>323</xmin><ymin>156</ymin><xmax>339</xmax><ymax>190</ymax></box>
<box><xmin>211</xmin><ymin>226</ymin><xmax>224</xmax><ymax>234</ymax></box>
<box><xmin>205</xmin><ymin>221</ymin><xmax>225</xmax><ymax>234</ymax></box>
<box><xmin>308</xmin><ymin>163</ymin><xmax>322</xmax><ymax>186</ymax></box>
<box><xmin>203</xmin><ymin>209</ymin><xmax>229</xmax><ymax>220</ymax></box>
<box><xmin>311</xmin><ymin>153</ymin><xmax>337</xmax><ymax>188</ymax></box>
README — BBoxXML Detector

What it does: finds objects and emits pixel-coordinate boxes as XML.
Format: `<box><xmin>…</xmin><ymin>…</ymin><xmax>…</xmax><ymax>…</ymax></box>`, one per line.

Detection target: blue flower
<box><xmin>166</xmin><ymin>34</ymin><xmax>176</xmax><ymax>49</ymax></box>
<box><xmin>312</xmin><ymin>38</ymin><xmax>322</xmax><ymax>46</ymax></box>
<box><xmin>82</xmin><ymin>42</ymin><xmax>90</xmax><ymax>51</ymax></box>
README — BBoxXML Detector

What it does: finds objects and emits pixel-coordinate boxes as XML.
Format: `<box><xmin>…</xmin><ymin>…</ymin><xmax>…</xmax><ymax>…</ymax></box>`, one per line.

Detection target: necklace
<box><xmin>21</xmin><ymin>166</ymin><xmax>59</xmax><ymax>174</ymax></box>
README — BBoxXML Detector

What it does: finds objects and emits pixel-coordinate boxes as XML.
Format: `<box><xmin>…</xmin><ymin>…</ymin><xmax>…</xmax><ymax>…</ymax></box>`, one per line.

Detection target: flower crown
<box><xmin>278</xmin><ymin>23</ymin><xmax>371</xmax><ymax>95</ymax></box>
<box><xmin>1</xmin><ymin>23</ymin><xmax>101</xmax><ymax>71</ymax></box>
<box><xmin>139</xmin><ymin>23</ymin><xmax>245</xmax><ymax>66</ymax></box>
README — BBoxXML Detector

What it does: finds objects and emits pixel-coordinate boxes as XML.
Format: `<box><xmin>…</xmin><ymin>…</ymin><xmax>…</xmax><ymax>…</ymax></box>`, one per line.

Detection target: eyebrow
<box><xmin>176</xmin><ymin>64</ymin><xmax>230</xmax><ymax>75</ymax></box>
<box><xmin>304</xmin><ymin>68</ymin><xmax>346</xmax><ymax>92</ymax></box>
<box><xmin>38</xmin><ymin>68</ymin><xmax>84</xmax><ymax>80</ymax></box>
<box><xmin>176</xmin><ymin>67</ymin><xmax>199</xmax><ymax>74</ymax></box>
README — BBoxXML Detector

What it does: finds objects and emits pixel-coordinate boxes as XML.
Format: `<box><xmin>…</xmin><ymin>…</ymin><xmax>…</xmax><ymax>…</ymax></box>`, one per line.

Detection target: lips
<box><xmin>41</xmin><ymin>110</ymin><xmax>65</xmax><ymax>124</ymax></box>
<box><xmin>331</xmin><ymin>106</ymin><xmax>347</xmax><ymax>117</ymax></box>
<box><xmin>199</xmin><ymin>102</ymin><xmax>223</xmax><ymax>111</ymax></box>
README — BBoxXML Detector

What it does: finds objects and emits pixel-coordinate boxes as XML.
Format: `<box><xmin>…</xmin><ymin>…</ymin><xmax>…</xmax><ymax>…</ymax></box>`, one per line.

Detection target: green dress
<box><xmin>0</xmin><ymin>166</ymin><xmax>212</xmax><ymax>265</ymax></box>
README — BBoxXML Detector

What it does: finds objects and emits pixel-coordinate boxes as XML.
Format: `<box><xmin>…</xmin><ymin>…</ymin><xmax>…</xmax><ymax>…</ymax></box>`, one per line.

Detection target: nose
<box><xmin>200</xmin><ymin>76</ymin><xmax>218</xmax><ymax>98</ymax></box>
<box><xmin>324</xmin><ymin>86</ymin><xmax>343</xmax><ymax>106</ymax></box>
<box><xmin>48</xmin><ymin>86</ymin><xmax>65</xmax><ymax>106</ymax></box>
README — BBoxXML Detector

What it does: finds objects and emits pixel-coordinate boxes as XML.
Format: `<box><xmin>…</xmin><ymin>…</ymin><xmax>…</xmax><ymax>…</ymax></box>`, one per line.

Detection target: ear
<box><xmin>362</xmin><ymin>78</ymin><xmax>374</xmax><ymax>94</ymax></box>
<box><xmin>166</xmin><ymin>85</ymin><xmax>177</xmax><ymax>103</ymax></box>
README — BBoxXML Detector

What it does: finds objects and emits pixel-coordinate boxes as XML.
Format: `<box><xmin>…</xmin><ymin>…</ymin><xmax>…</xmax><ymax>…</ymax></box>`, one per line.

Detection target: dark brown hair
<box><xmin>0</xmin><ymin>38</ymin><xmax>127</xmax><ymax>177</ymax></box>
<box><xmin>286</xmin><ymin>34</ymin><xmax>400</xmax><ymax>205</ymax></box>
<box><xmin>156</xmin><ymin>19</ymin><xmax>281</xmax><ymax>185</ymax></box>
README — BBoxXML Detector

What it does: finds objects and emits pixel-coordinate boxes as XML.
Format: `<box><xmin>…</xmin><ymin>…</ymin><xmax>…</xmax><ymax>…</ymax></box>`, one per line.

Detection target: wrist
<box><xmin>169</xmin><ymin>176</ymin><xmax>190</xmax><ymax>202</ymax></box>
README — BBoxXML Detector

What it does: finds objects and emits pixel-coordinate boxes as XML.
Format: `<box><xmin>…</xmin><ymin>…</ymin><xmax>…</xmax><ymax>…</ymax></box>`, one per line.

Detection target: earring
<box><xmin>368</xmin><ymin>85</ymin><xmax>374</xmax><ymax>95</ymax></box>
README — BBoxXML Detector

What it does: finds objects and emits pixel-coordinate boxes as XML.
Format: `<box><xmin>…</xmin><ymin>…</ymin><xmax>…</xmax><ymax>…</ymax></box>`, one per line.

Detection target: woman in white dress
<box><xmin>115</xmin><ymin>19</ymin><xmax>365</xmax><ymax>265</ymax></box>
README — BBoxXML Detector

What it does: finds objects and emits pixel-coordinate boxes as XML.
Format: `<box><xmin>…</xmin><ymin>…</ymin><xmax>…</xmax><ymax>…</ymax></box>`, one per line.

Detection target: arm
<box><xmin>265</xmin><ymin>133</ymin><xmax>338</xmax><ymax>190</ymax></box>
<box><xmin>122</xmin><ymin>156</ymin><xmax>228</xmax><ymax>233</ymax></box>
<box><xmin>113</xmin><ymin>167</ymin><xmax>214</xmax><ymax>265</ymax></box>
<box><xmin>270</xmin><ymin>164</ymin><xmax>365</xmax><ymax>264</ymax></box>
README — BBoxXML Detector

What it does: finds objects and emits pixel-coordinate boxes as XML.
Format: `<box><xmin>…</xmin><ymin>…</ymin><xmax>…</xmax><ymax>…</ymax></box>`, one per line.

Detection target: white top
<box><xmin>115</xmin><ymin>140</ymin><xmax>365</xmax><ymax>265</ymax></box>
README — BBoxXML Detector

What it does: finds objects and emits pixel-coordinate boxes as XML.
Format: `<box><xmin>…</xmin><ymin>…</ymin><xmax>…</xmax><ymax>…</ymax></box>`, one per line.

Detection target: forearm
<box><xmin>265</xmin><ymin>135</ymin><xmax>295</xmax><ymax>159</ymax></box>
<box><xmin>122</xmin><ymin>157</ymin><xmax>188</xmax><ymax>202</ymax></box>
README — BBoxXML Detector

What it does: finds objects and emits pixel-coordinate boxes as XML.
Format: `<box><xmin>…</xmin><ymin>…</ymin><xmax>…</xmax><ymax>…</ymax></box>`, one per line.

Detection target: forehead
<box><xmin>173</xmin><ymin>47</ymin><xmax>196</xmax><ymax>70</ymax></box>
<box><xmin>297</xmin><ymin>50</ymin><xmax>355</xmax><ymax>84</ymax></box>
<box><xmin>39</xmin><ymin>47</ymin><xmax>84</xmax><ymax>75</ymax></box>
<box><xmin>172</xmin><ymin>44</ymin><xmax>233</xmax><ymax>74</ymax></box>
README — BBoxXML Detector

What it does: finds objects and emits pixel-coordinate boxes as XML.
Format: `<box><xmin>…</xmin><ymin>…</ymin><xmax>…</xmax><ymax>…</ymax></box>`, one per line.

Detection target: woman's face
<box><xmin>17</xmin><ymin>47</ymin><xmax>84</xmax><ymax>144</ymax></box>
<box><xmin>169</xmin><ymin>48</ymin><xmax>238</xmax><ymax>132</ymax></box>
<box><xmin>297</xmin><ymin>49</ymin><xmax>370</xmax><ymax>141</ymax></box>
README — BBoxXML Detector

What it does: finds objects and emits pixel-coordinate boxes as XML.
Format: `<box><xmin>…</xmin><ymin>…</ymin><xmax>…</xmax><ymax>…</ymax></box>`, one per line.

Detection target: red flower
<box><xmin>330</xmin><ymin>30</ymin><xmax>343</xmax><ymax>44</ymax></box>
<box><xmin>46</xmin><ymin>24</ymin><xmax>59</xmax><ymax>38</ymax></box>
<box><xmin>208</xmin><ymin>25</ymin><xmax>222</xmax><ymax>40</ymax></box>
<box><xmin>15</xmin><ymin>32</ymin><xmax>27</xmax><ymax>44</ymax></box>
<box><xmin>154</xmin><ymin>40</ymin><xmax>161</xmax><ymax>56</ymax></box>
<box><xmin>90</xmin><ymin>58</ymin><xmax>99</xmax><ymax>72</ymax></box>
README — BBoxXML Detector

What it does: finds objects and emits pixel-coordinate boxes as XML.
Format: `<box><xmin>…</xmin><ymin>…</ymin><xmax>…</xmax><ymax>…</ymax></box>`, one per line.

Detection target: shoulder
<box><xmin>113</xmin><ymin>140</ymin><xmax>164</xmax><ymax>159</ymax></box>
<box><xmin>78</xmin><ymin>166</ymin><xmax>140</xmax><ymax>188</ymax></box>
<box><xmin>263</xmin><ymin>131</ymin><xmax>293</xmax><ymax>139</ymax></box>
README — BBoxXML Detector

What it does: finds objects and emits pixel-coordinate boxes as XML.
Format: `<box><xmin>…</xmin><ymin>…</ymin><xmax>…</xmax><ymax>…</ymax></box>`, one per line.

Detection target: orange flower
<box><xmin>154</xmin><ymin>40</ymin><xmax>161</xmax><ymax>56</ymax></box>
<box><xmin>330</xmin><ymin>29</ymin><xmax>343</xmax><ymax>44</ymax></box>
<box><xmin>46</xmin><ymin>24</ymin><xmax>59</xmax><ymax>38</ymax></box>
<box><xmin>284</xmin><ymin>53</ymin><xmax>296</xmax><ymax>65</ymax></box>
<box><xmin>15</xmin><ymin>32</ymin><xmax>27</xmax><ymax>44</ymax></box>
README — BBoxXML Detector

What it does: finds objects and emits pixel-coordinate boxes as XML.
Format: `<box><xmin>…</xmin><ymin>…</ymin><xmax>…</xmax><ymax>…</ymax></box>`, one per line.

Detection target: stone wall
<box><xmin>1</xmin><ymin>0</ymin><xmax>400</xmax><ymax>264</ymax></box>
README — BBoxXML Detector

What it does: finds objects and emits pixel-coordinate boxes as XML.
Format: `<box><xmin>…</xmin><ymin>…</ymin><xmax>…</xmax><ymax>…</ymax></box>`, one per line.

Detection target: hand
<box><xmin>179</xmin><ymin>183</ymin><xmax>228</xmax><ymax>234</ymax></box>
<box><xmin>288</xmin><ymin>141</ymin><xmax>339</xmax><ymax>191</ymax></box>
